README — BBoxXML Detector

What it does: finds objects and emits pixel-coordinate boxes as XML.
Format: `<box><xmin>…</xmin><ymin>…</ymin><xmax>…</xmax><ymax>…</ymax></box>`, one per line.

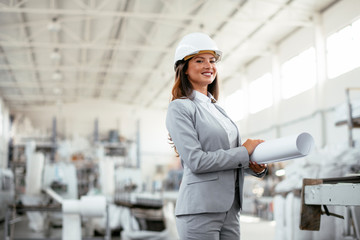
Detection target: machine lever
<box><xmin>322</xmin><ymin>205</ymin><xmax>344</xmax><ymax>219</ymax></box>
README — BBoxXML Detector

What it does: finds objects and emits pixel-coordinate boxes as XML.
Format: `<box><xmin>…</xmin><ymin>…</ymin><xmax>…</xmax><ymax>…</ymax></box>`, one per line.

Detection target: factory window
<box><xmin>327</xmin><ymin>18</ymin><xmax>360</xmax><ymax>79</ymax></box>
<box><xmin>224</xmin><ymin>89</ymin><xmax>246</xmax><ymax>121</ymax></box>
<box><xmin>249</xmin><ymin>73</ymin><xmax>273</xmax><ymax>113</ymax></box>
<box><xmin>281</xmin><ymin>47</ymin><xmax>316</xmax><ymax>99</ymax></box>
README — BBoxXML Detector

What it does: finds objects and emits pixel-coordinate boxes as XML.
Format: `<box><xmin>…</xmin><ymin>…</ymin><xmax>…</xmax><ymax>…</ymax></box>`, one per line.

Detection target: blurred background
<box><xmin>0</xmin><ymin>0</ymin><xmax>359</xmax><ymax>239</ymax></box>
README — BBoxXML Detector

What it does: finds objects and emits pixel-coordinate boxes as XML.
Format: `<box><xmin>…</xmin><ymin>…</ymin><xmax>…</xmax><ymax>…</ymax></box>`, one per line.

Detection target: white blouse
<box><xmin>193</xmin><ymin>90</ymin><xmax>238</xmax><ymax>148</ymax></box>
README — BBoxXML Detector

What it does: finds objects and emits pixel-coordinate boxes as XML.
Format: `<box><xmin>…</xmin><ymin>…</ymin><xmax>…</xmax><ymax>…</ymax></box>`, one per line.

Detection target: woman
<box><xmin>166</xmin><ymin>32</ymin><xmax>267</xmax><ymax>240</ymax></box>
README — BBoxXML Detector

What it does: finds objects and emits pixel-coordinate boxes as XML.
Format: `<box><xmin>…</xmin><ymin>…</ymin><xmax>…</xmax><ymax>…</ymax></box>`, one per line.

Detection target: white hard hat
<box><xmin>174</xmin><ymin>32</ymin><xmax>222</xmax><ymax>67</ymax></box>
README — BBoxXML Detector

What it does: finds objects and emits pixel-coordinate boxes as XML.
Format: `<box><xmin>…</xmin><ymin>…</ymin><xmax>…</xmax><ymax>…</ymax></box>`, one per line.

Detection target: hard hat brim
<box><xmin>183</xmin><ymin>50</ymin><xmax>221</xmax><ymax>61</ymax></box>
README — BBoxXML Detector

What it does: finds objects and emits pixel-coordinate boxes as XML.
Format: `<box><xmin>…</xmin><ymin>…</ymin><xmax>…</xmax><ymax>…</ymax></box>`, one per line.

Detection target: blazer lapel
<box><xmin>213</xmin><ymin>103</ymin><xmax>241</xmax><ymax>147</ymax></box>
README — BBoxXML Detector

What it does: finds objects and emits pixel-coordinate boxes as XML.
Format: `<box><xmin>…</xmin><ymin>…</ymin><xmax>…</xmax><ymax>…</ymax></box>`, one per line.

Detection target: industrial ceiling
<box><xmin>0</xmin><ymin>0</ymin><xmax>338</xmax><ymax>111</ymax></box>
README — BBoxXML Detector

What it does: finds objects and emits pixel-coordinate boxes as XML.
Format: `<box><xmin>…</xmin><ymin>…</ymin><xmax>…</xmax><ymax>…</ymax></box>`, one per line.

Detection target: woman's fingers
<box><xmin>243</xmin><ymin>139</ymin><xmax>264</xmax><ymax>155</ymax></box>
<box><xmin>249</xmin><ymin>161</ymin><xmax>267</xmax><ymax>173</ymax></box>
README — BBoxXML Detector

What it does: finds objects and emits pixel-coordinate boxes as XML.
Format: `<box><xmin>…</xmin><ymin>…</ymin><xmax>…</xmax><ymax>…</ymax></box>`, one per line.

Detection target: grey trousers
<box><xmin>175</xmin><ymin>189</ymin><xmax>241</xmax><ymax>240</ymax></box>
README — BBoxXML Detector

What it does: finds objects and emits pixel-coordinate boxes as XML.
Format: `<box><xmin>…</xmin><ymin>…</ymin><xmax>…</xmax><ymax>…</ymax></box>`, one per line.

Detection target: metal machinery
<box><xmin>299</xmin><ymin>88</ymin><xmax>360</xmax><ymax>239</ymax></box>
<box><xmin>3</xmin><ymin>122</ymin><xmax>114</xmax><ymax>240</ymax></box>
<box><xmin>3</xmin><ymin>194</ymin><xmax>111</xmax><ymax>240</ymax></box>
<box><xmin>335</xmin><ymin>88</ymin><xmax>360</xmax><ymax>147</ymax></box>
<box><xmin>0</xmin><ymin>168</ymin><xmax>15</xmax><ymax>221</ymax></box>
<box><xmin>300</xmin><ymin>176</ymin><xmax>360</xmax><ymax>239</ymax></box>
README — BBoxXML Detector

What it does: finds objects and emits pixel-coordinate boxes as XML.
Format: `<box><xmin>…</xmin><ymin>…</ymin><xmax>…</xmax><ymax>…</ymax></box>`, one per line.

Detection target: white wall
<box><xmin>228</xmin><ymin>0</ymin><xmax>360</xmax><ymax>148</ymax></box>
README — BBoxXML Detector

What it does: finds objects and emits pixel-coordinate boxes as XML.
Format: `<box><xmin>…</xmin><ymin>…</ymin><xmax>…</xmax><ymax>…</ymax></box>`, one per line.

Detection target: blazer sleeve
<box><xmin>166</xmin><ymin>100</ymin><xmax>249</xmax><ymax>174</ymax></box>
<box><xmin>245</xmin><ymin>167</ymin><xmax>268</xmax><ymax>178</ymax></box>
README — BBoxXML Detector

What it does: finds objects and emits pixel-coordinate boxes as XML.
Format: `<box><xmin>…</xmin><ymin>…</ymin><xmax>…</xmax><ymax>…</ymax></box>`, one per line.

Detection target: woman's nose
<box><xmin>203</xmin><ymin>60</ymin><xmax>212</xmax><ymax>68</ymax></box>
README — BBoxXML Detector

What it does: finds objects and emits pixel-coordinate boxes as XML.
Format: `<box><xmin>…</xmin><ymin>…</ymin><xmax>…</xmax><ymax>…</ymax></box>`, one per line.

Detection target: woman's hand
<box><xmin>242</xmin><ymin>139</ymin><xmax>267</xmax><ymax>174</ymax></box>
<box><xmin>249</xmin><ymin>161</ymin><xmax>267</xmax><ymax>174</ymax></box>
<box><xmin>242</xmin><ymin>139</ymin><xmax>264</xmax><ymax>155</ymax></box>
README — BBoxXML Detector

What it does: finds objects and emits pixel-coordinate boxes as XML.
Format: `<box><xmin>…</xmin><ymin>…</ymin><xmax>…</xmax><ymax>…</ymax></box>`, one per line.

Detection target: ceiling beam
<box><xmin>96</xmin><ymin>0</ymin><xmax>112</xmax><ymax>11</ymax></box>
<box><xmin>0</xmin><ymin>5</ymin><xmax>312</xmax><ymax>26</ymax></box>
<box><xmin>130</xmin><ymin>0</ymin><xmax>209</xmax><ymax>107</ymax></box>
<box><xmin>221</xmin><ymin>0</ymin><xmax>298</xmax><ymax>76</ymax></box>
<box><xmin>0</xmin><ymin>64</ymin><xmax>158</xmax><ymax>74</ymax></box>
<box><xmin>2</xmin><ymin>93</ymin><xmax>133</xmax><ymax>105</ymax></box>
<box><xmin>72</xmin><ymin>0</ymin><xmax>89</xmax><ymax>10</ymax></box>
<box><xmin>18</xmin><ymin>8</ymin><xmax>44</xmax><ymax>98</ymax></box>
<box><xmin>0</xmin><ymin>45</ymin><xmax>23</xmax><ymax>96</ymax></box>
<box><xmin>75</xmin><ymin>13</ymin><xmax>91</xmax><ymax>99</ymax></box>
<box><xmin>94</xmin><ymin>0</ymin><xmax>131</xmax><ymax>98</ymax></box>
<box><xmin>112</xmin><ymin>0</ymin><xmax>167</xmax><ymax>100</ymax></box>
<box><xmin>0</xmin><ymin>40</ymin><xmax>172</xmax><ymax>52</ymax></box>
<box><xmin>0</xmin><ymin>83</ymin><xmax>128</xmax><ymax>90</ymax></box>
<box><xmin>144</xmin><ymin>0</ymin><xmax>248</xmax><ymax>108</ymax></box>
<box><xmin>4</xmin><ymin>94</ymin><xmax>72</xmax><ymax>100</ymax></box>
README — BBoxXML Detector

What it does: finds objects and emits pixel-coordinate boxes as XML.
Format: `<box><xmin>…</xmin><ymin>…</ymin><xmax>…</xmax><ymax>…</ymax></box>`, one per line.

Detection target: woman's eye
<box><xmin>194</xmin><ymin>59</ymin><xmax>216</xmax><ymax>64</ymax></box>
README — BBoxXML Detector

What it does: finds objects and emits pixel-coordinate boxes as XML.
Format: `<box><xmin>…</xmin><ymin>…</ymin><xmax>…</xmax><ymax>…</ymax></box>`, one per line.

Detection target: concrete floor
<box><xmin>240</xmin><ymin>215</ymin><xmax>276</xmax><ymax>240</ymax></box>
<box><xmin>0</xmin><ymin>214</ymin><xmax>276</xmax><ymax>240</ymax></box>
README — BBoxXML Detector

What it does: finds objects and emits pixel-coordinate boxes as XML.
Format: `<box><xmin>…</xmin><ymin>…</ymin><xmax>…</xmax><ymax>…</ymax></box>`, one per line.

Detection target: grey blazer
<box><xmin>166</xmin><ymin>96</ymin><xmax>266</xmax><ymax>216</ymax></box>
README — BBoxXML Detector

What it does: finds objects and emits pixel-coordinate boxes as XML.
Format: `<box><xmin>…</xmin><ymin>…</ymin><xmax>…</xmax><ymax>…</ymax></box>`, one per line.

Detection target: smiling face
<box><xmin>185</xmin><ymin>53</ymin><xmax>217</xmax><ymax>94</ymax></box>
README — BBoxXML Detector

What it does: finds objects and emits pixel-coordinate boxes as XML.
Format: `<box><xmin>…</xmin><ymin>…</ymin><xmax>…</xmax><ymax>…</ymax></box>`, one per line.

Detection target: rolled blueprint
<box><xmin>250</xmin><ymin>132</ymin><xmax>314</xmax><ymax>164</ymax></box>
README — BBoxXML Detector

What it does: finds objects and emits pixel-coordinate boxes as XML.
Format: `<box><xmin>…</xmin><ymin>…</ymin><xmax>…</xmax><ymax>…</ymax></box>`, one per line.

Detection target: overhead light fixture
<box><xmin>50</xmin><ymin>48</ymin><xmax>61</xmax><ymax>61</ymax></box>
<box><xmin>53</xmin><ymin>88</ymin><xmax>63</xmax><ymax>95</ymax></box>
<box><xmin>52</xmin><ymin>71</ymin><xmax>62</xmax><ymax>81</ymax></box>
<box><xmin>47</xmin><ymin>17</ymin><xmax>61</xmax><ymax>32</ymax></box>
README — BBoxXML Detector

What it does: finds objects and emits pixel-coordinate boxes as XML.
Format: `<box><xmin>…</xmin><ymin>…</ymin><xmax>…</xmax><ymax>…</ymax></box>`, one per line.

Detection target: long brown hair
<box><xmin>169</xmin><ymin>59</ymin><xmax>220</xmax><ymax>156</ymax></box>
